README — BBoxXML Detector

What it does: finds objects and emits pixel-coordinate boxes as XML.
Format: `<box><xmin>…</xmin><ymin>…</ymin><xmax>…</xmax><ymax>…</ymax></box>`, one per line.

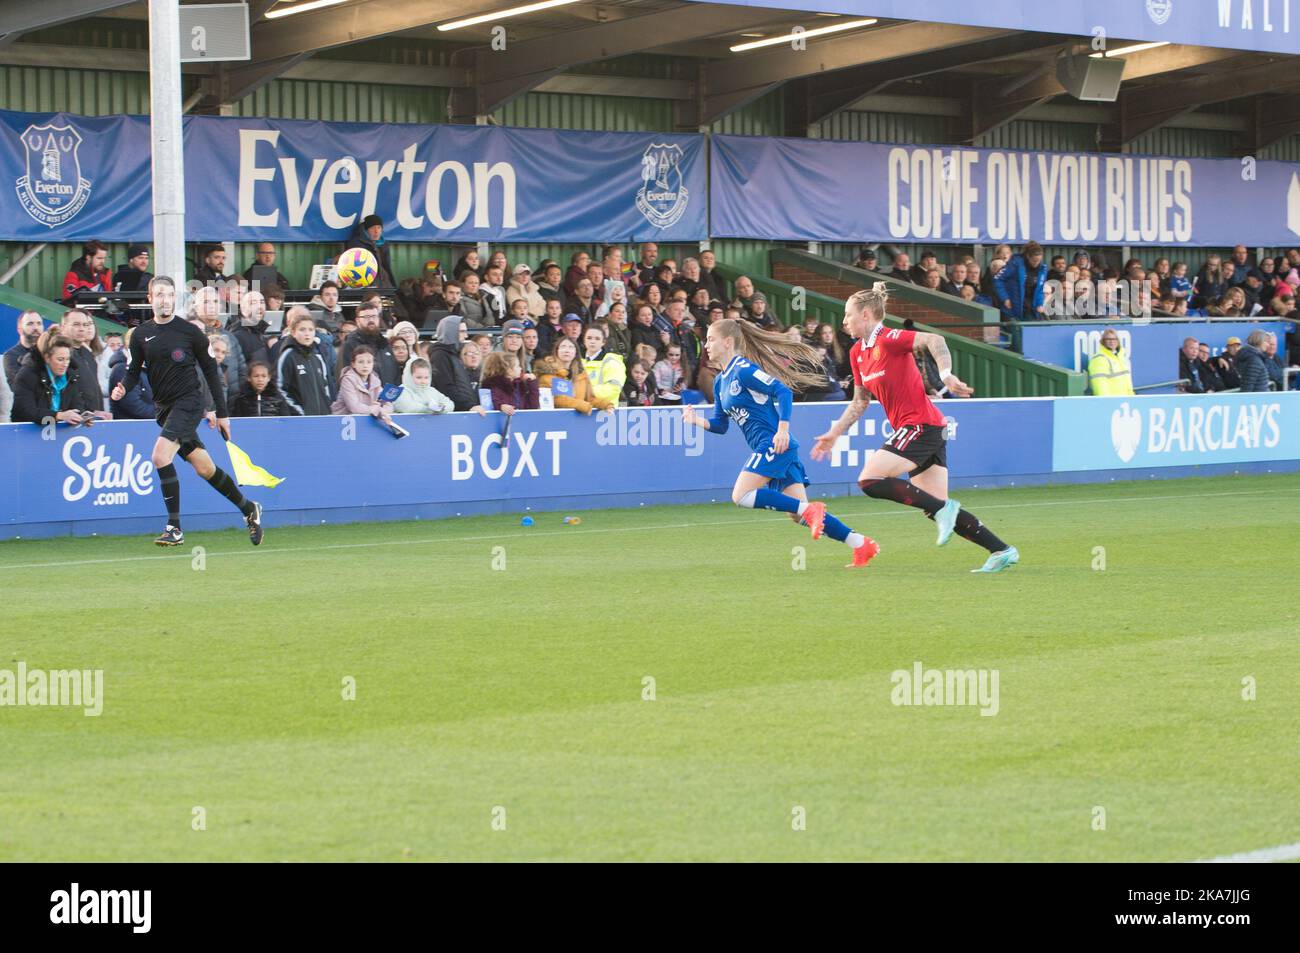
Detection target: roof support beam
<box><xmin>0</xmin><ymin>0</ymin><xmax>134</xmax><ymax>41</ymax></box>
<box><xmin>805</xmin><ymin>31</ymin><xmax>1067</xmax><ymax>128</ymax></box>
<box><xmin>251</xmin><ymin>0</ymin><xmax>465</xmax><ymax>62</ymax></box>
<box><xmin>447</xmin><ymin>4</ymin><xmax>791</xmax><ymax>121</ymax></box>
<box><xmin>698</xmin><ymin>21</ymin><xmax>1004</xmax><ymax>126</ymax></box>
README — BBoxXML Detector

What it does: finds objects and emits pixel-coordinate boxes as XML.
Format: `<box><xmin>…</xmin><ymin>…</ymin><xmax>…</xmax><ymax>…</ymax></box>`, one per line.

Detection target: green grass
<box><xmin>1</xmin><ymin>474</ymin><xmax>1298</xmax><ymax>861</ymax></box>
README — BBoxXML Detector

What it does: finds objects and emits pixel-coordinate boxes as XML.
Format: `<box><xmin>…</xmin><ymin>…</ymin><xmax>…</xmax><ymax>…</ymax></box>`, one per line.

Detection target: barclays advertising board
<box><xmin>1053</xmin><ymin>393</ymin><xmax>1300</xmax><ymax>470</ymax></box>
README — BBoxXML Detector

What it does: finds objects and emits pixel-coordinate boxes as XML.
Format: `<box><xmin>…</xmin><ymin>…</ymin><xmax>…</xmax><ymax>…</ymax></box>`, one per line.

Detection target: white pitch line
<box><xmin>0</xmin><ymin>485</ymin><xmax>1296</xmax><ymax>572</ymax></box>
<box><xmin>1197</xmin><ymin>840</ymin><xmax>1300</xmax><ymax>863</ymax></box>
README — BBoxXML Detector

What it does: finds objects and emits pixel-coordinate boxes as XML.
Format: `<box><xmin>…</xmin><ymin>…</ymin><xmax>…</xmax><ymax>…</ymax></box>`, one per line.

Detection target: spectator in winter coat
<box><xmin>242</xmin><ymin>243</ymin><xmax>291</xmax><ymax>292</ymax></box>
<box><xmin>11</xmin><ymin>331</ymin><xmax>96</xmax><ymax>425</ymax></box>
<box><xmin>1192</xmin><ymin>255</ymin><xmax>1226</xmax><ymax>309</ymax></box>
<box><xmin>534</xmin><ymin>338</ymin><xmax>614</xmax><ymax>415</ymax></box>
<box><xmin>392</xmin><ymin>358</ymin><xmax>456</xmax><ymax>415</ymax></box>
<box><xmin>343</xmin><ymin>215</ymin><xmax>395</xmax><ymax>289</ymax></box>
<box><xmin>427</xmin><ymin>315</ymin><xmax>479</xmax><ymax>412</ymax></box>
<box><xmin>112</xmin><ymin>244</ymin><xmax>153</xmax><ymax>294</ymax></box>
<box><xmin>276</xmin><ymin>313</ymin><xmax>334</xmax><ymax>416</ymax></box>
<box><xmin>563</xmin><ymin>251</ymin><xmax>592</xmax><ymax>296</ymax></box>
<box><xmin>601</xmin><ymin>304</ymin><xmax>632</xmax><ymax>363</ymax></box>
<box><xmin>340</xmin><ymin>301</ymin><xmax>399</xmax><ymax>386</ymax></box>
<box><xmin>60</xmin><ymin>309</ymin><xmax>107</xmax><ymax>412</ymax></box>
<box><xmin>192</xmin><ymin>243</ymin><xmax>231</xmax><ymax>285</ymax></box>
<box><xmin>4</xmin><ymin>309</ymin><xmax>45</xmax><ymax>387</ymax></box>
<box><xmin>1178</xmin><ymin>337</ymin><xmax>1210</xmax><ymax>393</ymax></box>
<box><xmin>107</xmin><ymin>336</ymin><xmax>155</xmax><ymax>419</ymax></box>
<box><xmin>564</xmin><ymin>278</ymin><xmax>598</xmax><ymax>324</ymax></box>
<box><xmin>461</xmin><ymin>342</ymin><xmax>483</xmax><ymax>392</ymax></box>
<box><xmin>1234</xmin><ymin>331</ymin><xmax>1271</xmax><ymax>392</ymax></box>
<box><xmin>1263</xmin><ymin>332</ymin><xmax>1287</xmax><ymax>390</ymax></box>
<box><xmin>536</xmin><ymin>298</ymin><xmax>564</xmax><ymax>356</ymax></box>
<box><xmin>621</xmin><ymin>360</ymin><xmax>657</xmax><ymax>406</ymax></box>
<box><xmin>652</xmin><ymin>344</ymin><xmax>688</xmax><ymax>404</ymax></box>
<box><xmin>331</xmin><ymin>346</ymin><xmax>393</xmax><ymax>422</ymax></box>
<box><xmin>62</xmin><ymin>241</ymin><xmax>111</xmax><ymax>304</ymax></box>
<box><xmin>458</xmin><ymin>272</ymin><xmax>500</xmax><ymax>328</ymax></box>
<box><xmin>480</xmin><ymin>352</ymin><xmax>540</xmax><ymax>414</ymax></box>
<box><xmin>231</xmin><ymin>289</ymin><xmax>271</xmax><ymax>367</ymax></box>
<box><xmin>189</xmin><ymin>285</ymin><xmax>244</xmax><ymax>388</ymax></box>
<box><xmin>992</xmin><ymin>241</ymin><xmax>1048</xmax><ymax>321</ymax></box>
<box><xmin>451</xmin><ymin>249</ymin><xmax>483</xmax><ymax>281</ymax></box>
<box><xmin>505</xmin><ymin>264</ymin><xmax>546</xmax><ymax>318</ymax></box>
<box><xmin>231</xmin><ymin>361</ymin><xmax>299</xmax><ymax>417</ymax></box>
<box><xmin>309</xmin><ymin>280</ymin><xmax>346</xmax><ymax>333</ymax></box>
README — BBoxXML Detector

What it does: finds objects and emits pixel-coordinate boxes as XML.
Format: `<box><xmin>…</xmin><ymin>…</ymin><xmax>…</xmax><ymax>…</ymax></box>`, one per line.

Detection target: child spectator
<box><xmin>480</xmin><ymin>351</ymin><xmax>539</xmax><ymax>415</ymax></box>
<box><xmin>461</xmin><ymin>342</ymin><xmax>483</xmax><ymax>390</ymax></box>
<box><xmin>652</xmin><ymin>344</ymin><xmax>687</xmax><ymax>404</ymax></box>
<box><xmin>621</xmin><ymin>360</ymin><xmax>657</xmax><ymax>406</ymax></box>
<box><xmin>331</xmin><ymin>345</ymin><xmax>393</xmax><ymax>423</ymax></box>
<box><xmin>231</xmin><ymin>361</ymin><xmax>298</xmax><ymax>417</ymax></box>
<box><xmin>1168</xmin><ymin>262</ymin><xmax>1191</xmax><ymax>302</ymax></box>
<box><xmin>393</xmin><ymin>357</ymin><xmax>455</xmax><ymax>415</ymax></box>
<box><xmin>276</xmin><ymin>313</ymin><xmax>333</xmax><ymax>416</ymax></box>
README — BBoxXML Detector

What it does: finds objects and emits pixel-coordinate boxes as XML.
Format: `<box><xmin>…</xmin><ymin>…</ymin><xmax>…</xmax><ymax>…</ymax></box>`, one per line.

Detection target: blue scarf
<box><xmin>47</xmin><ymin>367</ymin><xmax>68</xmax><ymax>412</ymax></box>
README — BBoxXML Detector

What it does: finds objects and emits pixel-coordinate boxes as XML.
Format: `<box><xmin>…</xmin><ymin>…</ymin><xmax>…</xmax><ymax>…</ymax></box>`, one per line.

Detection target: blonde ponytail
<box><xmin>713</xmin><ymin>318</ymin><xmax>827</xmax><ymax>392</ymax></box>
<box><xmin>847</xmin><ymin>281</ymin><xmax>889</xmax><ymax>321</ymax></box>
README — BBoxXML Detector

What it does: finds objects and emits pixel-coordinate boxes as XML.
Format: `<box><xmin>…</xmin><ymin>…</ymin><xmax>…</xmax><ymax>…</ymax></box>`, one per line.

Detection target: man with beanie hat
<box><xmin>114</xmin><ymin>244</ymin><xmax>153</xmax><ymax>293</ymax></box>
<box><xmin>345</xmin><ymin>213</ymin><xmax>395</xmax><ymax>289</ymax></box>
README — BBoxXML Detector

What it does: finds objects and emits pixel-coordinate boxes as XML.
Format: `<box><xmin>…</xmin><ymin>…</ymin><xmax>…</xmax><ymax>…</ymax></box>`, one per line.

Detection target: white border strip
<box><xmin>1196</xmin><ymin>841</ymin><xmax>1300</xmax><ymax>863</ymax></box>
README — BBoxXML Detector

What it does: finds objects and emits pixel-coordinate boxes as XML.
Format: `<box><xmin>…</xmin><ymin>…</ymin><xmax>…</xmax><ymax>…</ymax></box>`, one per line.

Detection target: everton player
<box><xmin>811</xmin><ymin>284</ymin><xmax>1018</xmax><ymax>573</ymax></box>
<box><xmin>683</xmin><ymin>319</ymin><xmax>879</xmax><ymax>568</ymax></box>
<box><xmin>110</xmin><ymin>276</ymin><xmax>264</xmax><ymax>547</ymax></box>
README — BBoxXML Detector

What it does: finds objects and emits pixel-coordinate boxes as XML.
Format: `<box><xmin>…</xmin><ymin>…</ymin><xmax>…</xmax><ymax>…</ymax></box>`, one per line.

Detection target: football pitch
<box><xmin>1</xmin><ymin>473</ymin><xmax>1297</xmax><ymax>862</ymax></box>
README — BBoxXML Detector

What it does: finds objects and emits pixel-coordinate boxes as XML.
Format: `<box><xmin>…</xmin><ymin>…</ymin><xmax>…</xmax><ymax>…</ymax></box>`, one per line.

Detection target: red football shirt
<box><xmin>850</xmin><ymin>325</ymin><xmax>946</xmax><ymax>429</ymax></box>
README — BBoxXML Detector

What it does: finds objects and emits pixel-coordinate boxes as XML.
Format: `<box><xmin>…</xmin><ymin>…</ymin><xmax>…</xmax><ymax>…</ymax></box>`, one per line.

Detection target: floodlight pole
<box><xmin>149</xmin><ymin>0</ymin><xmax>186</xmax><ymax>289</ymax></box>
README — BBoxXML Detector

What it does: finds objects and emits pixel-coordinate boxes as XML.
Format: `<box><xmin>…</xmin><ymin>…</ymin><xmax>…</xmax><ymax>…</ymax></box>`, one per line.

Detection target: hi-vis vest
<box><xmin>1087</xmin><ymin>346</ymin><xmax>1134</xmax><ymax>396</ymax></box>
<box><xmin>583</xmin><ymin>351</ymin><xmax>626</xmax><ymax>405</ymax></box>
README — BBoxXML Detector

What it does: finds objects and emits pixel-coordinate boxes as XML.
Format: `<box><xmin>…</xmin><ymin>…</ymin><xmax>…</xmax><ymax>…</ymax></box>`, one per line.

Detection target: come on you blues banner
<box><xmin>0</xmin><ymin>110</ymin><xmax>706</xmax><ymax>243</ymax></box>
<box><xmin>710</xmin><ymin>135</ymin><xmax>1300</xmax><ymax>247</ymax></box>
<box><xmin>697</xmin><ymin>1</ymin><xmax>1299</xmax><ymax>56</ymax></box>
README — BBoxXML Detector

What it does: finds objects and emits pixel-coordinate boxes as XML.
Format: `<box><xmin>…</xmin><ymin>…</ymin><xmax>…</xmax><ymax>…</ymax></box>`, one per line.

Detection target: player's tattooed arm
<box><xmin>811</xmin><ymin>385</ymin><xmax>868</xmax><ymax>461</ymax></box>
<box><xmin>918</xmin><ymin>332</ymin><xmax>974</xmax><ymax>396</ymax></box>
<box><xmin>834</xmin><ymin>384</ymin><xmax>871</xmax><ymax>435</ymax></box>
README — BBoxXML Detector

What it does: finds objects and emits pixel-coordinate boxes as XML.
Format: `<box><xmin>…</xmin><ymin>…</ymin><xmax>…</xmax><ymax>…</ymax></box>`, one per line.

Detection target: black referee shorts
<box><xmin>156</xmin><ymin>393</ymin><xmax>207</xmax><ymax>459</ymax></box>
<box><xmin>884</xmin><ymin>423</ymin><xmax>947</xmax><ymax>475</ymax></box>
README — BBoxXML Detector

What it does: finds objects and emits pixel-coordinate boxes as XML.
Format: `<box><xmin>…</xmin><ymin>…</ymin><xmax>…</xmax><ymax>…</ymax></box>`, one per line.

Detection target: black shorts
<box><xmin>156</xmin><ymin>394</ymin><xmax>206</xmax><ymax>458</ymax></box>
<box><xmin>884</xmin><ymin>423</ymin><xmax>947</xmax><ymax>475</ymax></box>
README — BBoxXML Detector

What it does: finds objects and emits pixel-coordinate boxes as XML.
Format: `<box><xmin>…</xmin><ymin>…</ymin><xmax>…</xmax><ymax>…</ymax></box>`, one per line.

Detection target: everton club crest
<box><xmin>636</xmin><ymin>143</ymin><xmax>689</xmax><ymax>229</ymax></box>
<box><xmin>16</xmin><ymin>123</ymin><xmax>92</xmax><ymax>228</ymax></box>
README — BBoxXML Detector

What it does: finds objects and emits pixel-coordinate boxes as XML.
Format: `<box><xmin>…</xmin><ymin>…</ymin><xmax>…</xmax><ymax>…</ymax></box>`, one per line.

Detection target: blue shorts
<box><xmin>742</xmin><ymin>448</ymin><xmax>810</xmax><ymax>492</ymax></box>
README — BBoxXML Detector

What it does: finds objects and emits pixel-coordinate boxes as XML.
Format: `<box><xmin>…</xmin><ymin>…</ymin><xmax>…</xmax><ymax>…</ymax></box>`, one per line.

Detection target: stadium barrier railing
<box><xmin>712</xmin><ymin>262</ymin><xmax>1086</xmax><ymax>399</ymax></box>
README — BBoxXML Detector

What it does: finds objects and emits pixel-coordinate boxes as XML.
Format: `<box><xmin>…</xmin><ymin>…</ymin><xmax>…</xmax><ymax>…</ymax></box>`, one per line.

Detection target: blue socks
<box><xmin>822</xmin><ymin>513</ymin><xmax>851</xmax><ymax>543</ymax></box>
<box><xmin>744</xmin><ymin>488</ymin><xmax>804</xmax><ymax>515</ymax></box>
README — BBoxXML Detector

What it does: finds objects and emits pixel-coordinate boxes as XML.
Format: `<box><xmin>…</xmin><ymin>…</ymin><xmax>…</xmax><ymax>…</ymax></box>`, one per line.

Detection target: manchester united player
<box><xmin>110</xmin><ymin>276</ymin><xmax>264</xmax><ymax>547</ymax></box>
<box><xmin>811</xmin><ymin>283</ymin><xmax>1018</xmax><ymax>573</ymax></box>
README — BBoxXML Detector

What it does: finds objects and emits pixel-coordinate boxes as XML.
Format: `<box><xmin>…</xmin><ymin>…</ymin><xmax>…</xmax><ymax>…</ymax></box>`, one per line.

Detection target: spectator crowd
<box><xmin>4</xmin><ymin>231</ymin><xmax>1296</xmax><ymax>424</ymax></box>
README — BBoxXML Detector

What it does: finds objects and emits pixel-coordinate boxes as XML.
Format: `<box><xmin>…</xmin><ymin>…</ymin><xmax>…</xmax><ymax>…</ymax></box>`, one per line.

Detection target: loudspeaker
<box><xmin>1056</xmin><ymin>53</ymin><xmax>1125</xmax><ymax>102</ymax></box>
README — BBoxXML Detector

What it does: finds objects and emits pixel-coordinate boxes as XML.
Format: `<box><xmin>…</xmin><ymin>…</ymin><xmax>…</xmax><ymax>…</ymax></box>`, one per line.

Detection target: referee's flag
<box><xmin>225</xmin><ymin>440</ymin><xmax>284</xmax><ymax>488</ymax></box>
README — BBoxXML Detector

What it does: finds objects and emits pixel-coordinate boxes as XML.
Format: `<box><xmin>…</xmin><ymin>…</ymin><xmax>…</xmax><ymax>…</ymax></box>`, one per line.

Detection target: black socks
<box><xmin>205</xmin><ymin>467</ymin><xmax>254</xmax><ymax>517</ymax></box>
<box><xmin>954</xmin><ymin>509</ymin><xmax>1007</xmax><ymax>554</ymax></box>
<box><xmin>158</xmin><ymin>463</ymin><xmax>181</xmax><ymax>528</ymax></box>
<box><xmin>859</xmin><ymin>477</ymin><xmax>945</xmax><ymax>516</ymax></box>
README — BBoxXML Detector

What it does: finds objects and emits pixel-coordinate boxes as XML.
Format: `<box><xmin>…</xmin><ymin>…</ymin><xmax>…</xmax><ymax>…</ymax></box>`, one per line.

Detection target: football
<box><xmin>336</xmin><ymin>247</ymin><xmax>378</xmax><ymax>287</ymax></box>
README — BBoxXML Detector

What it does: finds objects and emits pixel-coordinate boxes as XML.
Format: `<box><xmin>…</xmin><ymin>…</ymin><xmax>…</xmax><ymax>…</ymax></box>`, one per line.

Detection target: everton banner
<box><xmin>0</xmin><ymin>109</ymin><xmax>706</xmax><ymax>243</ymax></box>
<box><xmin>710</xmin><ymin>135</ymin><xmax>1300</xmax><ymax>247</ymax></box>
